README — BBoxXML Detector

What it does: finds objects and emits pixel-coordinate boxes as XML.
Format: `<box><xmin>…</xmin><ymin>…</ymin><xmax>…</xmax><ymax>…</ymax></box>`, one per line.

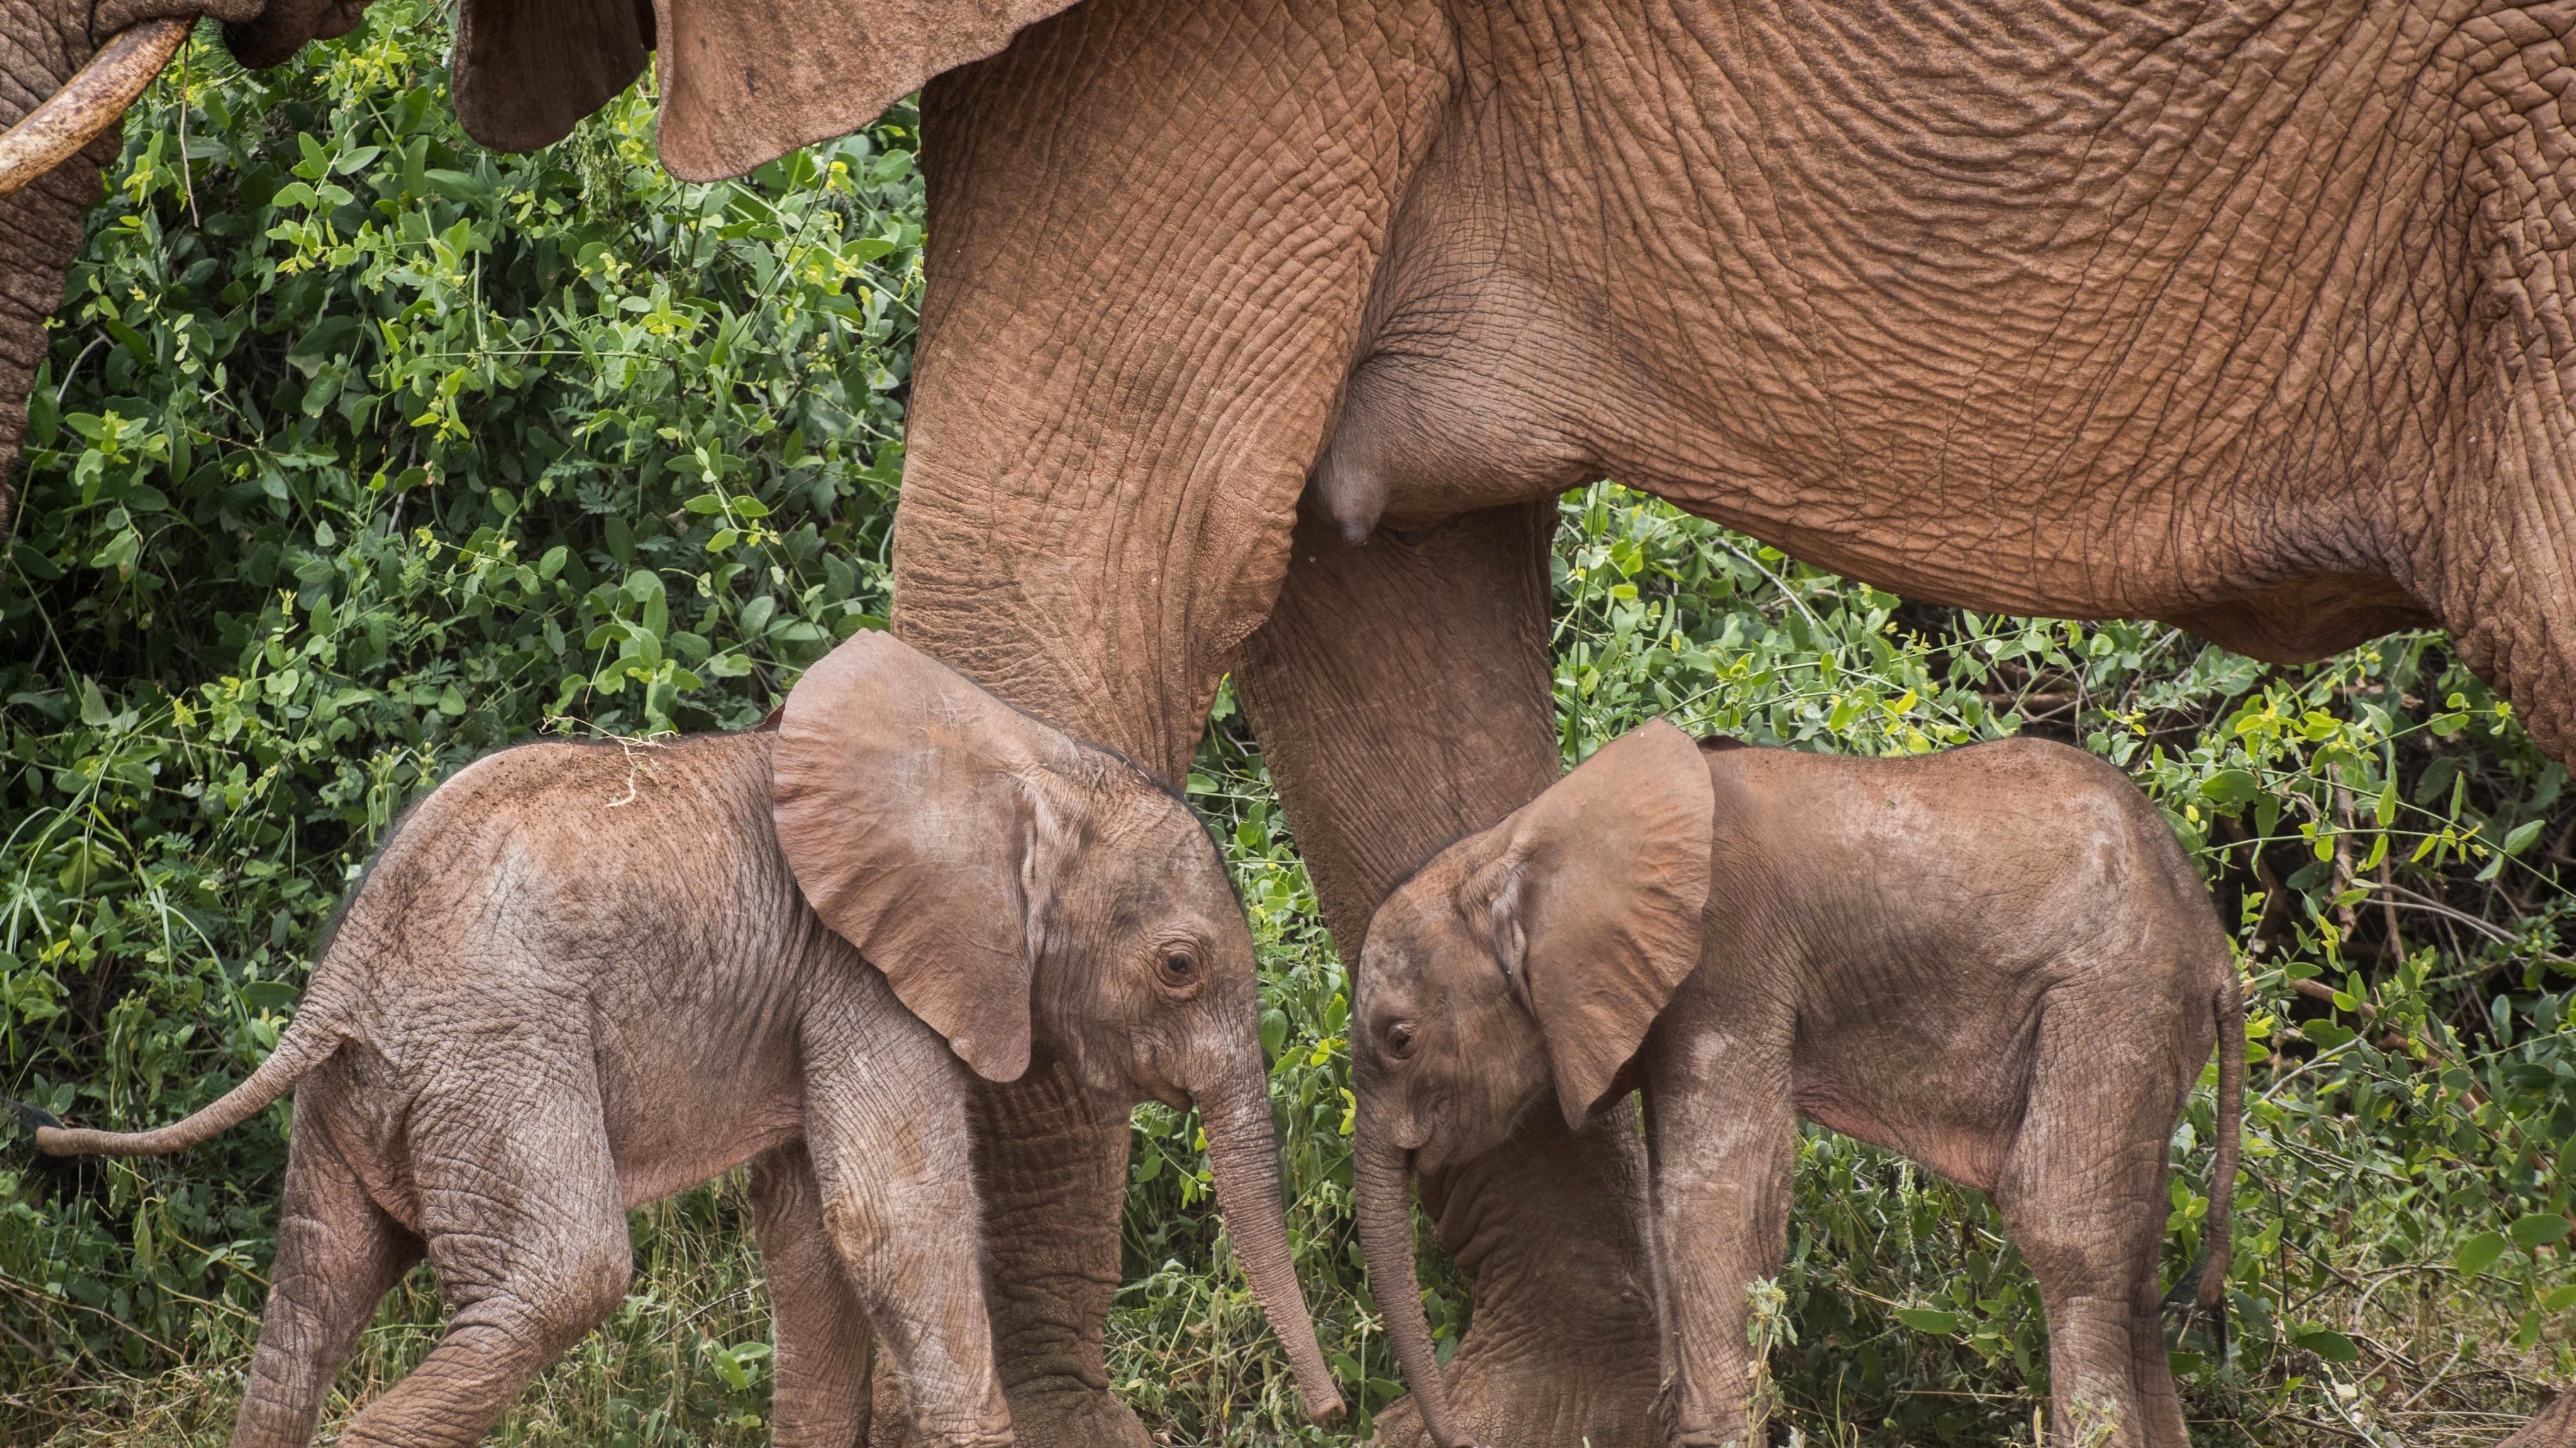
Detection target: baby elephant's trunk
<box><xmin>1199</xmin><ymin>1073</ymin><xmax>1345</xmax><ymax>1425</ymax></box>
<box><xmin>1353</xmin><ymin>1129</ymin><xmax>1473</xmax><ymax>1448</ymax></box>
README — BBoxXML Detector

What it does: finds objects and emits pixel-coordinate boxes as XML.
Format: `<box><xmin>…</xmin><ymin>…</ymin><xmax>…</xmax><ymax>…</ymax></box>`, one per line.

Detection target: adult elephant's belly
<box><xmin>1323</xmin><ymin>0</ymin><xmax>2465</xmax><ymax>664</ymax></box>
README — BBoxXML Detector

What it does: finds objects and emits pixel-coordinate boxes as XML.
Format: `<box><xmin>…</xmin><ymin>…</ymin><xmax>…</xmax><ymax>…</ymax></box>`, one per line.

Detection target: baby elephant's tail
<box><xmin>2162</xmin><ymin>975</ymin><xmax>2245</xmax><ymax>1348</ymax></box>
<box><xmin>19</xmin><ymin>1000</ymin><xmax>347</xmax><ymax>1158</ymax></box>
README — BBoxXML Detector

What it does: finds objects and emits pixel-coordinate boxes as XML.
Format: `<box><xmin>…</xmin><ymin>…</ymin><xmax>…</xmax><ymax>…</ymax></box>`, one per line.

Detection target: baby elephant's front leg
<box><xmin>1648</xmin><ymin>1047</ymin><xmax>1799</xmax><ymax>1448</ymax></box>
<box><xmin>752</xmin><ymin>1142</ymin><xmax>878</xmax><ymax>1448</ymax></box>
<box><xmin>801</xmin><ymin>998</ymin><xmax>1013</xmax><ymax>1448</ymax></box>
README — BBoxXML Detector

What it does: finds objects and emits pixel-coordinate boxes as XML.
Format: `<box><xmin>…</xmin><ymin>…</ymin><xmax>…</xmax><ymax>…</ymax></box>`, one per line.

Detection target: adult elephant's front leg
<box><xmin>962</xmin><ymin>1056</ymin><xmax>1141</xmax><ymax>1448</ymax></box>
<box><xmin>1238</xmin><ymin>502</ymin><xmax>1667</xmax><ymax>1448</ymax></box>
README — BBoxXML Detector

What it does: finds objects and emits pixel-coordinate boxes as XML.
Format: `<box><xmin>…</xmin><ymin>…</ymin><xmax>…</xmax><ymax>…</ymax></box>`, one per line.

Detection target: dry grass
<box><xmin>6</xmin><ymin>1168</ymin><xmax>2564</xmax><ymax>1448</ymax></box>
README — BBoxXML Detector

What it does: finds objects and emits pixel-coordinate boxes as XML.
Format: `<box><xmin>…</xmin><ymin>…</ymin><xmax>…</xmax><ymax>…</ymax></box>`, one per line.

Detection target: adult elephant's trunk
<box><xmin>1352</xmin><ymin>1128</ymin><xmax>1469</xmax><ymax>1448</ymax></box>
<box><xmin>1196</xmin><ymin>1065</ymin><xmax>1343</xmax><ymax>1427</ymax></box>
<box><xmin>0</xmin><ymin>15</ymin><xmax>192</xmax><ymax>534</ymax></box>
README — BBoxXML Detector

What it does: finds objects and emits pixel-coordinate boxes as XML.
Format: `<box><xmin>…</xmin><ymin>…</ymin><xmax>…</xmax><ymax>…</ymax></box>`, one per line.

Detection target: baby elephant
<box><xmin>1353</xmin><ymin>722</ymin><xmax>2242</xmax><ymax>1448</ymax></box>
<box><xmin>28</xmin><ymin>631</ymin><xmax>1337</xmax><ymax>1448</ymax></box>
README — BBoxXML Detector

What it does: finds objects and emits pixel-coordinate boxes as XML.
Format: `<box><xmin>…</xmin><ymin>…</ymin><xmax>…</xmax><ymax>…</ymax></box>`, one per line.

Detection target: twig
<box><xmin>0</xmin><ymin>1268</ymin><xmax>184</xmax><ymax>1359</ymax></box>
<box><xmin>175</xmin><ymin>33</ymin><xmax>198</xmax><ymax>228</ymax></box>
<box><xmin>54</xmin><ymin>336</ymin><xmax>108</xmax><ymax>407</ymax></box>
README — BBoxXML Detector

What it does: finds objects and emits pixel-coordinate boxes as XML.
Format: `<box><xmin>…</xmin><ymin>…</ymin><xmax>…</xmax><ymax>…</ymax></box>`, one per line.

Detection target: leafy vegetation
<box><xmin>3</xmin><ymin>11</ymin><xmax>2571</xmax><ymax>1445</ymax></box>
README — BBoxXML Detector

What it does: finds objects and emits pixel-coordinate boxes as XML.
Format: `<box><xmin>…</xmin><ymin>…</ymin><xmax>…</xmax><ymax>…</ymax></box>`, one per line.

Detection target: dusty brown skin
<box><xmin>1352</xmin><ymin>724</ymin><xmax>2247</xmax><ymax>1448</ymax></box>
<box><xmin>13</xmin><ymin>0</ymin><xmax>2576</xmax><ymax>1440</ymax></box>
<box><xmin>31</xmin><ymin>631</ymin><xmax>1337</xmax><ymax>1448</ymax></box>
<box><xmin>886</xmin><ymin>0</ymin><xmax>2576</xmax><ymax>1438</ymax></box>
<box><xmin>2501</xmin><ymin>1391</ymin><xmax>2576</xmax><ymax>1447</ymax></box>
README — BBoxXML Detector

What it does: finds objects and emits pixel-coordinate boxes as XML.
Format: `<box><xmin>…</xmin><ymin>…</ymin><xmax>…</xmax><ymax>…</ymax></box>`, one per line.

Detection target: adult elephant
<box><xmin>9</xmin><ymin>0</ymin><xmax>2576</xmax><ymax>1445</ymax></box>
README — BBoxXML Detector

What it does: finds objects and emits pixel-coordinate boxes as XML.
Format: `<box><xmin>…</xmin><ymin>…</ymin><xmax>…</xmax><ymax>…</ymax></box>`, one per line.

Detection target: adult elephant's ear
<box><xmin>648</xmin><ymin>0</ymin><xmax>1083</xmax><ymax>180</ymax></box>
<box><xmin>1469</xmin><ymin>721</ymin><xmax>1715</xmax><ymax>1127</ymax></box>
<box><xmin>451</xmin><ymin>0</ymin><xmax>654</xmax><ymax>153</ymax></box>
<box><xmin>772</xmin><ymin>629</ymin><xmax>1082</xmax><ymax>1083</ymax></box>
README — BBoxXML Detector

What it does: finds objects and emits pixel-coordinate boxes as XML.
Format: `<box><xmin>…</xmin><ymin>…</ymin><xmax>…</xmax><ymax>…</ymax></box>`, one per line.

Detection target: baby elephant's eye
<box><xmin>1158</xmin><ymin>950</ymin><xmax>1199</xmax><ymax>987</ymax></box>
<box><xmin>1384</xmin><ymin>1020</ymin><xmax>1418</xmax><ymax>1059</ymax></box>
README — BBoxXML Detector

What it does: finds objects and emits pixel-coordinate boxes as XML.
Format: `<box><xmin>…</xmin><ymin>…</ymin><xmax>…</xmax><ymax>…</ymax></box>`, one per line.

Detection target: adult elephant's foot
<box><xmin>867</xmin><ymin>1359</ymin><xmax>1152</xmax><ymax>1448</ymax></box>
<box><xmin>994</xmin><ymin>1384</ymin><xmax>1155</xmax><ymax>1448</ymax></box>
<box><xmin>1371</xmin><ymin>1103</ymin><xmax>1667</xmax><ymax>1448</ymax></box>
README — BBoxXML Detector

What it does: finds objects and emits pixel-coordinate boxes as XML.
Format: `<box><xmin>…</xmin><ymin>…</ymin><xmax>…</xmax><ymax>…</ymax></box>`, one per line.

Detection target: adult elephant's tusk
<box><xmin>0</xmin><ymin>17</ymin><xmax>193</xmax><ymax>198</ymax></box>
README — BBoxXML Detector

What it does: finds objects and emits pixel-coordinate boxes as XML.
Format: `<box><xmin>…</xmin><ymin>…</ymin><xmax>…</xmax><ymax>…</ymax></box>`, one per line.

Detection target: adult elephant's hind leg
<box><xmin>1238</xmin><ymin>501</ymin><xmax>1667</xmax><ymax>1448</ymax></box>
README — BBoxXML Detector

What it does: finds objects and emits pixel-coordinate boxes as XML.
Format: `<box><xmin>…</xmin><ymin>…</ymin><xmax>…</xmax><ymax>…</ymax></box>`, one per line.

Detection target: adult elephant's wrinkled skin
<box><xmin>10</xmin><ymin>0</ymin><xmax>2576</xmax><ymax>1440</ymax></box>
<box><xmin>893</xmin><ymin>0</ymin><xmax>2576</xmax><ymax>1439</ymax></box>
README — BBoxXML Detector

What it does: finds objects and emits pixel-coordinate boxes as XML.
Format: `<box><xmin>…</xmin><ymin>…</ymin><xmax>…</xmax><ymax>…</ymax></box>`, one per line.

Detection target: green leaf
<box><xmin>2457</xmin><ymin>1231</ymin><xmax>2508</xmax><ymax>1277</ymax></box>
<box><xmin>1892</xmin><ymin>1308</ymin><xmax>1960</xmax><ymax>1335</ymax></box>
<box><xmin>2294</xmin><ymin>1329</ymin><xmax>2359</xmax><ymax>1362</ymax></box>
<box><xmin>240</xmin><ymin>981</ymin><xmax>300</xmax><ymax>1012</ymax></box>
<box><xmin>2509</xmin><ymin>1214</ymin><xmax>2569</xmax><ymax>1249</ymax></box>
<box><xmin>2302</xmin><ymin>1019</ymin><xmax>2355</xmax><ymax>1051</ymax></box>
<box><xmin>423</xmin><ymin>167</ymin><xmax>482</xmax><ymax>202</ymax></box>
<box><xmin>2199</xmin><ymin>770</ymin><xmax>2260</xmax><ymax>807</ymax></box>
<box><xmin>2504</xmin><ymin>818</ymin><xmax>2546</xmax><ymax>856</ymax></box>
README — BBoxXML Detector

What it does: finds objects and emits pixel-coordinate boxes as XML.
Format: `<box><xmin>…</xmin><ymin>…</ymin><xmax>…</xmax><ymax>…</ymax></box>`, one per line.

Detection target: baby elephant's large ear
<box><xmin>1480</xmin><ymin>720</ymin><xmax>1715</xmax><ymax>1126</ymax></box>
<box><xmin>772</xmin><ymin>631</ymin><xmax>1078</xmax><ymax>1083</ymax></box>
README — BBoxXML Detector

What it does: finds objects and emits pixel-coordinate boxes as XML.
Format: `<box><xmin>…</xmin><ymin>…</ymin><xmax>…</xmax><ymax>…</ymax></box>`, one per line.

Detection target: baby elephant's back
<box><xmin>1724</xmin><ymin>739</ymin><xmax>2228</xmax><ymax>1188</ymax></box>
<box><xmin>331</xmin><ymin>731</ymin><xmax>859</xmax><ymax>1185</ymax></box>
<box><xmin>1737</xmin><ymin>736</ymin><xmax>2223</xmax><ymax>980</ymax></box>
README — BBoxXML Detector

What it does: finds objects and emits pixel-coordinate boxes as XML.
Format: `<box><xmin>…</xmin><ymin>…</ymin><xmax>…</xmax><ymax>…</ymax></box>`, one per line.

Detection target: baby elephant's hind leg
<box><xmin>1994</xmin><ymin>998</ymin><xmax>2197</xmax><ymax>1448</ymax></box>
<box><xmin>751</xmin><ymin>1141</ymin><xmax>877</xmax><ymax>1448</ymax></box>
<box><xmin>227</xmin><ymin>1087</ymin><xmax>423</xmax><ymax>1448</ymax></box>
<box><xmin>336</xmin><ymin>1073</ymin><xmax>632</xmax><ymax>1448</ymax></box>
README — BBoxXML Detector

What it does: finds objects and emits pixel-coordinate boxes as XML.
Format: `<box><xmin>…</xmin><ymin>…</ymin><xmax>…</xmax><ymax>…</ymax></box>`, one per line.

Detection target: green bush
<box><xmin>3</xmin><ymin>11</ymin><xmax>2572</xmax><ymax>1445</ymax></box>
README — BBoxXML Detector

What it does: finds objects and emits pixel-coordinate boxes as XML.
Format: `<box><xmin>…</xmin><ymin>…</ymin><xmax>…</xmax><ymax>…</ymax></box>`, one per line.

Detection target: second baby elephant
<box><xmin>27</xmin><ymin>630</ymin><xmax>1338</xmax><ymax>1447</ymax></box>
<box><xmin>1353</xmin><ymin>722</ymin><xmax>2243</xmax><ymax>1448</ymax></box>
